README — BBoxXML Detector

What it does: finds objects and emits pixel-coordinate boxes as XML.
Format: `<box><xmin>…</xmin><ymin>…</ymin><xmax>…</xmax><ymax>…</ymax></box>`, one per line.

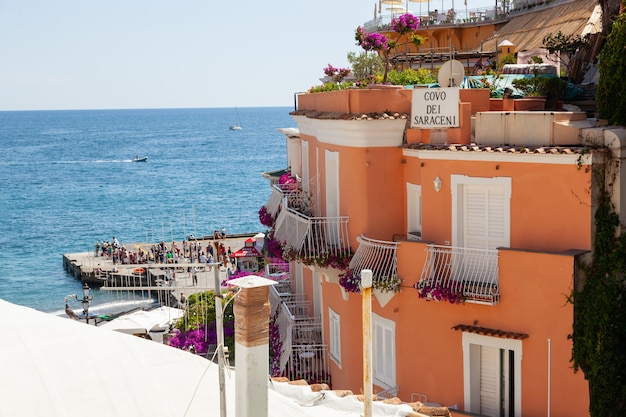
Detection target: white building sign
<box><xmin>411</xmin><ymin>87</ymin><xmax>460</xmax><ymax>129</ymax></box>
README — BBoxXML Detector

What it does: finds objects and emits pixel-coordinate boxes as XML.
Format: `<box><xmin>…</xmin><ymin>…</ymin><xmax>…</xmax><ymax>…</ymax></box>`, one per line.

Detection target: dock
<box><xmin>62</xmin><ymin>232</ymin><xmax>264</xmax><ymax>304</ymax></box>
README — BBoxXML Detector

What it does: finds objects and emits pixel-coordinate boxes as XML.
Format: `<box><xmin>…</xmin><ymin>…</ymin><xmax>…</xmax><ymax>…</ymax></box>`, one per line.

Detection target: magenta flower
<box><xmin>392</xmin><ymin>13</ymin><xmax>420</xmax><ymax>35</ymax></box>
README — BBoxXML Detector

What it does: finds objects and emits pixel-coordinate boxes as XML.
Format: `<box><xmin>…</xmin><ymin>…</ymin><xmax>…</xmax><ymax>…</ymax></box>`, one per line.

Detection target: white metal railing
<box><xmin>269</xmin><ymin>284</ymin><xmax>331</xmax><ymax>384</ymax></box>
<box><xmin>273</xmin><ymin>200</ymin><xmax>351</xmax><ymax>264</ymax></box>
<box><xmin>362</xmin><ymin>0</ymin><xmax>573</xmax><ymax>32</ymax></box>
<box><xmin>265</xmin><ymin>187</ymin><xmax>284</xmax><ymax>218</ymax></box>
<box><xmin>349</xmin><ymin>235</ymin><xmax>399</xmax><ymax>289</ymax></box>
<box><xmin>418</xmin><ymin>244</ymin><xmax>500</xmax><ymax>305</ymax></box>
<box><xmin>265</xmin><ymin>262</ymin><xmax>290</xmax><ymax>279</ymax></box>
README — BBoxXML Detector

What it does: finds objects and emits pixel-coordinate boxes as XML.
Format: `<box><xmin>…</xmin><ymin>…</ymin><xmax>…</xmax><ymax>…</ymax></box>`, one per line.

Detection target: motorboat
<box><xmin>229</xmin><ymin>124</ymin><xmax>242</xmax><ymax>131</ymax></box>
<box><xmin>132</xmin><ymin>156</ymin><xmax>148</xmax><ymax>162</ymax></box>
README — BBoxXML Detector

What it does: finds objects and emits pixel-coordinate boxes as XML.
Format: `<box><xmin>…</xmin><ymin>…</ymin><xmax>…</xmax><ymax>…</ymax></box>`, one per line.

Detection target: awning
<box><xmin>232</xmin><ymin>246</ymin><xmax>261</xmax><ymax>258</ymax></box>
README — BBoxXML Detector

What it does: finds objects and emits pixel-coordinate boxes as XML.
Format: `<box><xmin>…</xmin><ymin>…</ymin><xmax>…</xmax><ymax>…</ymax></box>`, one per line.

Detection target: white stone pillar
<box><xmin>227</xmin><ymin>275</ymin><xmax>277</xmax><ymax>417</ymax></box>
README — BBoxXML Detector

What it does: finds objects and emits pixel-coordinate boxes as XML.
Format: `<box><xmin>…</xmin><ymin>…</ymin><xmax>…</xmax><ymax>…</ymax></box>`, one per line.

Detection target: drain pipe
<box><xmin>228</xmin><ymin>275</ymin><xmax>277</xmax><ymax>417</ymax></box>
<box><xmin>213</xmin><ymin>262</ymin><xmax>227</xmax><ymax>417</ymax></box>
<box><xmin>547</xmin><ymin>338</ymin><xmax>551</xmax><ymax>417</ymax></box>
<box><xmin>362</xmin><ymin>269</ymin><xmax>373</xmax><ymax>417</ymax></box>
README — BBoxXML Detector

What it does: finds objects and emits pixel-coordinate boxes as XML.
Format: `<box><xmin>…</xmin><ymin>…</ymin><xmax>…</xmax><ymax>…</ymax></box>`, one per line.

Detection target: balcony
<box><xmin>268</xmin><ymin>277</ymin><xmax>330</xmax><ymax>385</ymax></box>
<box><xmin>349</xmin><ymin>235</ymin><xmax>400</xmax><ymax>292</ymax></box>
<box><xmin>418</xmin><ymin>244</ymin><xmax>499</xmax><ymax>305</ymax></box>
<box><xmin>273</xmin><ymin>191</ymin><xmax>351</xmax><ymax>266</ymax></box>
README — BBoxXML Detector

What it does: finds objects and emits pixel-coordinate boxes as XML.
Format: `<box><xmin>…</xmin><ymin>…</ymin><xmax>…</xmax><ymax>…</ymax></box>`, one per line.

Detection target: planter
<box><xmin>297</xmin><ymin>88</ymin><xmax>412</xmax><ymax>114</ymax></box>
<box><xmin>514</xmin><ymin>97</ymin><xmax>547</xmax><ymax>111</ymax></box>
<box><xmin>546</xmin><ymin>100</ymin><xmax>564</xmax><ymax>111</ymax></box>
<box><xmin>489</xmin><ymin>98</ymin><xmax>514</xmax><ymax>111</ymax></box>
<box><xmin>460</xmin><ymin>88</ymin><xmax>490</xmax><ymax>114</ymax></box>
<box><xmin>489</xmin><ymin>98</ymin><xmax>503</xmax><ymax>111</ymax></box>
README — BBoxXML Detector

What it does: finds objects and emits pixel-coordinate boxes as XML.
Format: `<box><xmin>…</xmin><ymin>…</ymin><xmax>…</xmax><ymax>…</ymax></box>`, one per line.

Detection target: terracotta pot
<box><xmin>489</xmin><ymin>98</ymin><xmax>503</xmax><ymax>111</ymax></box>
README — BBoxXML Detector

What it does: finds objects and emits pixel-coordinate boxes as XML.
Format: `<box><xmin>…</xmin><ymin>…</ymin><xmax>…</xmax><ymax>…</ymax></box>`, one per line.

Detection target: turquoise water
<box><xmin>0</xmin><ymin>107</ymin><xmax>293</xmax><ymax>313</ymax></box>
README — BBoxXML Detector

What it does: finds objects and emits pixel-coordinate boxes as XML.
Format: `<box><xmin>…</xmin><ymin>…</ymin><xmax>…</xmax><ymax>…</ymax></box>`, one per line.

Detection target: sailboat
<box><xmin>229</xmin><ymin>107</ymin><xmax>243</xmax><ymax>130</ymax></box>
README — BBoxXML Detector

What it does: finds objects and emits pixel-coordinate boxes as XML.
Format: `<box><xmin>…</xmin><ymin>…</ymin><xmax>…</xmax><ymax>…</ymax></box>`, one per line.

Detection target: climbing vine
<box><xmin>597</xmin><ymin>12</ymin><xmax>626</xmax><ymax>125</ymax></box>
<box><xmin>571</xmin><ymin>152</ymin><xmax>626</xmax><ymax>416</ymax></box>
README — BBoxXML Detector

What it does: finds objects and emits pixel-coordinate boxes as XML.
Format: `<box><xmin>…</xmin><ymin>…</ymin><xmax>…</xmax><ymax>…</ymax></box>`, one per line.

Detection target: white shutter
<box><xmin>407</xmin><ymin>183</ymin><xmax>422</xmax><ymax>240</ymax></box>
<box><xmin>302</xmin><ymin>141</ymin><xmax>310</xmax><ymax>193</ymax></box>
<box><xmin>479</xmin><ymin>345</ymin><xmax>500</xmax><ymax>417</ymax></box>
<box><xmin>329</xmin><ymin>309</ymin><xmax>341</xmax><ymax>364</ymax></box>
<box><xmin>464</xmin><ymin>184</ymin><xmax>507</xmax><ymax>250</ymax></box>
<box><xmin>373</xmin><ymin>314</ymin><xmax>396</xmax><ymax>387</ymax></box>
<box><xmin>325</xmin><ymin>151</ymin><xmax>340</xmax><ymax>245</ymax></box>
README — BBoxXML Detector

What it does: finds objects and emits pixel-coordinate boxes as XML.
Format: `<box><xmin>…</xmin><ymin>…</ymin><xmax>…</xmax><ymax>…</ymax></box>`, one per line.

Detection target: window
<box><xmin>451</xmin><ymin>175</ymin><xmax>511</xmax><ymax>250</ymax></box>
<box><xmin>329</xmin><ymin>308</ymin><xmax>341</xmax><ymax>365</ymax></box>
<box><xmin>462</xmin><ymin>333</ymin><xmax>522</xmax><ymax>417</ymax></box>
<box><xmin>407</xmin><ymin>183</ymin><xmax>422</xmax><ymax>241</ymax></box>
<box><xmin>373</xmin><ymin>313</ymin><xmax>396</xmax><ymax>388</ymax></box>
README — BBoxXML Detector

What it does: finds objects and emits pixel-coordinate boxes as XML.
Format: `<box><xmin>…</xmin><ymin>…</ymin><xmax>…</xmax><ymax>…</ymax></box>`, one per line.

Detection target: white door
<box><xmin>479</xmin><ymin>345</ymin><xmax>501</xmax><ymax>416</ymax></box>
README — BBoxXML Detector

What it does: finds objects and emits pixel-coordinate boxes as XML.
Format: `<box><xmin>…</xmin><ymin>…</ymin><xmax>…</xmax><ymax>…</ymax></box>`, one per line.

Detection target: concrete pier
<box><xmin>62</xmin><ymin>233</ymin><xmax>263</xmax><ymax>304</ymax></box>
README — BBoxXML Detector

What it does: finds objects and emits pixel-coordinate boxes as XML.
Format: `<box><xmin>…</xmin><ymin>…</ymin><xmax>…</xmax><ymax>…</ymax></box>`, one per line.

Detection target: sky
<box><xmin>0</xmin><ymin>0</ymin><xmax>495</xmax><ymax>111</ymax></box>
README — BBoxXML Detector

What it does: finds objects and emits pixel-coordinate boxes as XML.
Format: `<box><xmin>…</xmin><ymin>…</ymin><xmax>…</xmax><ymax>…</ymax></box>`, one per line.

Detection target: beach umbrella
<box><xmin>386</xmin><ymin>5</ymin><xmax>408</xmax><ymax>16</ymax></box>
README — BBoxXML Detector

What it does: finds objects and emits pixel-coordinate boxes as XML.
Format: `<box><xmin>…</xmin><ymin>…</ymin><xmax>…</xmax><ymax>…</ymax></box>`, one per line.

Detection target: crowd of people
<box><xmin>95</xmin><ymin>234</ymin><xmax>236</xmax><ymax>269</ymax></box>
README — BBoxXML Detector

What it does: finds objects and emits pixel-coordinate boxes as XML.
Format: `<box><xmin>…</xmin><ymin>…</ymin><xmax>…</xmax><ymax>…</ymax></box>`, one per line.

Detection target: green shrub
<box><xmin>387</xmin><ymin>67</ymin><xmax>436</xmax><ymax>85</ymax></box>
<box><xmin>597</xmin><ymin>13</ymin><xmax>626</xmax><ymax>125</ymax></box>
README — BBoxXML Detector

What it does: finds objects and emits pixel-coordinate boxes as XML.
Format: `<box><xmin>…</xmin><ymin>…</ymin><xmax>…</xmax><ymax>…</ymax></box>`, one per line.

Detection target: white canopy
<box><xmin>0</xmin><ymin>300</ymin><xmax>416</xmax><ymax>417</ymax></box>
<box><xmin>99</xmin><ymin>306</ymin><xmax>184</xmax><ymax>334</ymax></box>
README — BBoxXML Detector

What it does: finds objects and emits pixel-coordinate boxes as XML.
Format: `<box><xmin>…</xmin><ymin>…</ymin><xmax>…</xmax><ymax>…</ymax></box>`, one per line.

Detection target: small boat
<box><xmin>229</xmin><ymin>107</ymin><xmax>243</xmax><ymax>130</ymax></box>
<box><xmin>132</xmin><ymin>156</ymin><xmax>148</xmax><ymax>162</ymax></box>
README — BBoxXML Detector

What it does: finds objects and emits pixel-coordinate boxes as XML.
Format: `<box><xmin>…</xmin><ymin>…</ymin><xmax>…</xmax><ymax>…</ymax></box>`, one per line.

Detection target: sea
<box><xmin>0</xmin><ymin>107</ymin><xmax>295</xmax><ymax>315</ymax></box>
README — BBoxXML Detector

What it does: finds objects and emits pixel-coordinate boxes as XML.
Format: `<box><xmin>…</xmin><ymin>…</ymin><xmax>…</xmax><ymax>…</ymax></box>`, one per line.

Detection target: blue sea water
<box><xmin>0</xmin><ymin>107</ymin><xmax>294</xmax><ymax>313</ymax></box>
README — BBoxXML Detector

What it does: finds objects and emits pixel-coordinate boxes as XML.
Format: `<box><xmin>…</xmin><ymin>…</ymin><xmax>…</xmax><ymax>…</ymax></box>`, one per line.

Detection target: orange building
<box><xmin>263</xmin><ymin>87</ymin><xmax>626</xmax><ymax>416</ymax></box>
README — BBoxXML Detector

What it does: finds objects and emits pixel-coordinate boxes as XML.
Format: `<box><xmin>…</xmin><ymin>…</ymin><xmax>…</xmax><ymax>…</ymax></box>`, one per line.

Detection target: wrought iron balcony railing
<box><xmin>273</xmin><ymin>196</ymin><xmax>350</xmax><ymax>265</ymax></box>
<box><xmin>269</xmin><ymin>281</ymin><xmax>330</xmax><ymax>385</ymax></box>
<box><xmin>418</xmin><ymin>244</ymin><xmax>499</xmax><ymax>305</ymax></box>
<box><xmin>349</xmin><ymin>235</ymin><xmax>400</xmax><ymax>292</ymax></box>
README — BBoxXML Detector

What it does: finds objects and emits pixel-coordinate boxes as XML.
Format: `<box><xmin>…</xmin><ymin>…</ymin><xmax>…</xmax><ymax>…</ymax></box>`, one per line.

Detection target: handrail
<box><xmin>349</xmin><ymin>235</ymin><xmax>399</xmax><ymax>288</ymax></box>
<box><xmin>418</xmin><ymin>244</ymin><xmax>500</xmax><ymax>305</ymax></box>
<box><xmin>273</xmin><ymin>199</ymin><xmax>351</xmax><ymax>262</ymax></box>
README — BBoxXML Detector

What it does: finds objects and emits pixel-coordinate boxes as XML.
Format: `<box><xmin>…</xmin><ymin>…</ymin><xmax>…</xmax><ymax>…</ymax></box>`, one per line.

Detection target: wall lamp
<box><xmin>433</xmin><ymin>176</ymin><xmax>442</xmax><ymax>192</ymax></box>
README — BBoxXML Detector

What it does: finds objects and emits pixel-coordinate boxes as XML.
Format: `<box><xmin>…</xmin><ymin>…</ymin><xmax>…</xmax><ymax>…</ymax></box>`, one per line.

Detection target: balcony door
<box><xmin>451</xmin><ymin>175</ymin><xmax>511</xmax><ymax>281</ymax></box>
<box><xmin>463</xmin><ymin>332</ymin><xmax>522</xmax><ymax>416</ymax></box>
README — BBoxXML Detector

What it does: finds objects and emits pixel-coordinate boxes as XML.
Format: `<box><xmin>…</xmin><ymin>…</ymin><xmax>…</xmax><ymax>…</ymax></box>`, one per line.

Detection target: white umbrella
<box><xmin>100</xmin><ymin>307</ymin><xmax>184</xmax><ymax>334</ymax></box>
<box><xmin>99</xmin><ymin>310</ymin><xmax>156</xmax><ymax>334</ymax></box>
<box><xmin>146</xmin><ymin>306</ymin><xmax>184</xmax><ymax>331</ymax></box>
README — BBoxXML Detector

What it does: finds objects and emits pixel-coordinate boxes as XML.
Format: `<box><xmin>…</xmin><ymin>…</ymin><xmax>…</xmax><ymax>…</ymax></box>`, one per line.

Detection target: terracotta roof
<box><xmin>232</xmin><ymin>246</ymin><xmax>261</xmax><ymax>258</ymax></box>
<box><xmin>480</xmin><ymin>0</ymin><xmax>600</xmax><ymax>52</ymax></box>
<box><xmin>403</xmin><ymin>142</ymin><xmax>593</xmax><ymax>155</ymax></box>
<box><xmin>271</xmin><ymin>377</ymin><xmax>452</xmax><ymax>417</ymax></box>
<box><xmin>452</xmin><ymin>324</ymin><xmax>529</xmax><ymax>340</ymax></box>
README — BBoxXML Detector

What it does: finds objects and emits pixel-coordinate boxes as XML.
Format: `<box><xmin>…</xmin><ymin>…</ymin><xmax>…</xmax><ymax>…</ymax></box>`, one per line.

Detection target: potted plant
<box><xmin>543</xmin><ymin>76</ymin><xmax>567</xmax><ymax>110</ymax></box>
<box><xmin>512</xmin><ymin>69</ymin><xmax>548</xmax><ymax>110</ymax></box>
